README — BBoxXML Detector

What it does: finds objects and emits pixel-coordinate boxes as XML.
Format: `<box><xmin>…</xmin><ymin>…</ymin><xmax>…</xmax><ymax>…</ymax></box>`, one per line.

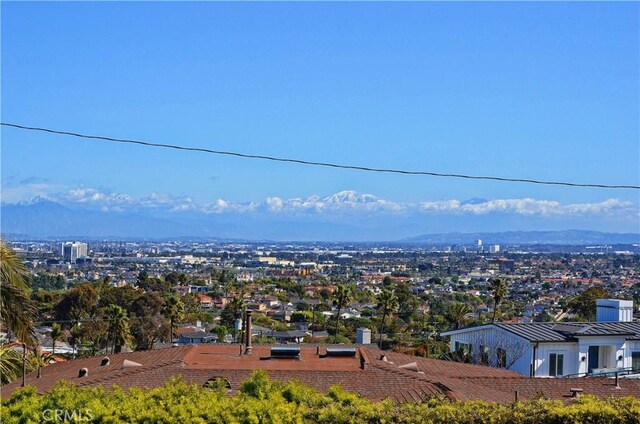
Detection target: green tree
<box><xmin>162</xmin><ymin>296</ymin><xmax>185</xmax><ymax>345</ymax></box>
<box><xmin>567</xmin><ymin>286</ymin><xmax>610</xmax><ymax>321</ymax></box>
<box><xmin>105</xmin><ymin>305</ymin><xmax>132</xmax><ymax>354</ymax></box>
<box><xmin>72</xmin><ymin>316</ymin><xmax>107</xmax><ymax>357</ymax></box>
<box><xmin>31</xmin><ymin>290</ymin><xmax>63</xmax><ymax>322</ymax></box>
<box><xmin>98</xmin><ymin>286</ymin><xmax>140</xmax><ymax>311</ymax></box>
<box><xmin>449</xmin><ymin>302</ymin><xmax>472</xmax><ymax>329</ymax></box>
<box><xmin>0</xmin><ymin>345</ymin><xmax>23</xmax><ymax>384</ymax></box>
<box><xmin>221</xmin><ymin>296</ymin><xmax>244</xmax><ymax>326</ymax></box>
<box><xmin>490</xmin><ymin>279</ymin><xmax>508</xmax><ymax>323</ymax></box>
<box><xmin>136</xmin><ymin>270</ymin><xmax>149</xmax><ymax>288</ymax></box>
<box><xmin>129</xmin><ymin>292</ymin><xmax>167</xmax><ymax>350</ymax></box>
<box><xmin>50</xmin><ymin>323</ymin><xmax>65</xmax><ymax>355</ymax></box>
<box><xmin>0</xmin><ymin>242</ymin><xmax>37</xmax><ymax>346</ymax></box>
<box><xmin>332</xmin><ymin>284</ymin><xmax>354</xmax><ymax>338</ymax></box>
<box><xmin>54</xmin><ymin>284</ymin><xmax>98</xmax><ymax>324</ymax></box>
<box><xmin>212</xmin><ymin>325</ymin><xmax>227</xmax><ymax>342</ymax></box>
<box><xmin>221</xmin><ymin>296</ymin><xmax>244</xmax><ymax>341</ymax></box>
<box><xmin>376</xmin><ymin>289</ymin><xmax>398</xmax><ymax>347</ymax></box>
<box><xmin>30</xmin><ymin>347</ymin><xmax>55</xmax><ymax>379</ymax></box>
<box><xmin>395</xmin><ymin>282</ymin><xmax>420</xmax><ymax>321</ymax></box>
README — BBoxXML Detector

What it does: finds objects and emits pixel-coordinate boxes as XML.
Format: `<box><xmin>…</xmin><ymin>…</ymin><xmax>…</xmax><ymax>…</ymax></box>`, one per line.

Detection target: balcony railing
<box><xmin>562</xmin><ymin>367</ymin><xmax>639</xmax><ymax>378</ymax></box>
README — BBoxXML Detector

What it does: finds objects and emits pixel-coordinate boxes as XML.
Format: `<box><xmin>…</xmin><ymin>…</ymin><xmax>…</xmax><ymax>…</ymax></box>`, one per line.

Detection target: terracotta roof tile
<box><xmin>4</xmin><ymin>345</ymin><xmax>636</xmax><ymax>404</ymax></box>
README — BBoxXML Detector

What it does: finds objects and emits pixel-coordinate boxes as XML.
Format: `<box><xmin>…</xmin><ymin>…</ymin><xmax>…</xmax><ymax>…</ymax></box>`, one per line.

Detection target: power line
<box><xmin>34</xmin><ymin>316</ymin><xmax>184</xmax><ymax>325</ymax></box>
<box><xmin>2</xmin><ymin>122</ymin><xmax>638</xmax><ymax>190</ymax></box>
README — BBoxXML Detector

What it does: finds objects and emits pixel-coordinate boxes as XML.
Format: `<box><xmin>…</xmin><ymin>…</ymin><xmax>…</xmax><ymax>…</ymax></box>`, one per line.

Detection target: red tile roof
<box><xmin>3</xmin><ymin>345</ymin><xmax>639</xmax><ymax>403</ymax></box>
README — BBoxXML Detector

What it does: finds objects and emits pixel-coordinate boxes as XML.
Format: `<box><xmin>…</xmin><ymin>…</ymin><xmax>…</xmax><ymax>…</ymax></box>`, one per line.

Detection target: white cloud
<box><xmin>66</xmin><ymin>188</ymin><xmax>134</xmax><ymax>205</ymax></box>
<box><xmin>260</xmin><ymin>191</ymin><xmax>407</xmax><ymax>214</ymax></box>
<box><xmin>1</xmin><ymin>182</ymin><xmax>64</xmax><ymax>203</ymax></box>
<box><xmin>4</xmin><ymin>183</ymin><xmax>638</xmax><ymax>220</ymax></box>
<box><xmin>266</xmin><ymin>196</ymin><xmax>284</xmax><ymax>211</ymax></box>
<box><xmin>419</xmin><ymin>197</ymin><xmax>635</xmax><ymax>217</ymax></box>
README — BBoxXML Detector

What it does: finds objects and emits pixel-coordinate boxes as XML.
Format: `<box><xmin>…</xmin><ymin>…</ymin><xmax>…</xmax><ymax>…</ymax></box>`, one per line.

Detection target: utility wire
<box><xmin>2</xmin><ymin>122</ymin><xmax>639</xmax><ymax>190</ymax></box>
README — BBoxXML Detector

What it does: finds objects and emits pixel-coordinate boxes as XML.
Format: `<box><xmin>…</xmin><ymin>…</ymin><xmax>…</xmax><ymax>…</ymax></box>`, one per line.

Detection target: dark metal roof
<box><xmin>495</xmin><ymin>323</ymin><xmax>573</xmax><ymax>342</ymax></box>
<box><xmin>574</xmin><ymin>322</ymin><xmax>640</xmax><ymax>336</ymax></box>
<box><xmin>180</xmin><ymin>332</ymin><xmax>217</xmax><ymax>340</ymax></box>
<box><xmin>494</xmin><ymin>322</ymin><xmax>640</xmax><ymax>342</ymax></box>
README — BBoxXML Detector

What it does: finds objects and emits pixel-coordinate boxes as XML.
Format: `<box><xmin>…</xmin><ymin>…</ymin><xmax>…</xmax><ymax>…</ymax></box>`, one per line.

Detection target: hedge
<box><xmin>2</xmin><ymin>371</ymin><xmax>639</xmax><ymax>423</ymax></box>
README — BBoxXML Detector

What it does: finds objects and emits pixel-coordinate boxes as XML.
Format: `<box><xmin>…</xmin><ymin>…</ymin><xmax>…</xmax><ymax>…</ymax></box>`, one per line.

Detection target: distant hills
<box><xmin>0</xmin><ymin>199</ymin><xmax>375</xmax><ymax>241</ymax></box>
<box><xmin>1</xmin><ymin>198</ymin><xmax>638</xmax><ymax>244</ymax></box>
<box><xmin>401</xmin><ymin>230</ymin><xmax>640</xmax><ymax>245</ymax></box>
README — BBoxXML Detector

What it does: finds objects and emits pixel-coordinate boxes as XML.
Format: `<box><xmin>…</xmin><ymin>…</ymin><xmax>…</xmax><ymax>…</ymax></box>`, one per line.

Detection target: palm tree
<box><xmin>105</xmin><ymin>304</ymin><xmax>132</xmax><ymax>354</ymax></box>
<box><xmin>450</xmin><ymin>302</ymin><xmax>472</xmax><ymax>329</ymax></box>
<box><xmin>0</xmin><ymin>242</ymin><xmax>37</xmax><ymax>346</ymax></box>
<box><xmin>332</xmin><ymin>284</ymin><xmax>354</xmax><ymax>338</ymax></box>
<box><xmin>31</xmin><ymin>347</ymin><xmax>55</xmax><ymax>379</ymax></box>
<box><xmin>162</xmin><ymin>296</ymin><xmax>185</xmax><ymax>345</ymax></box>
<box><xmin>50</xmin><ymin>323</ymin><xmax>64</xmax><ymax>355</ymax></box>
<box><xmin>223</xmin><ymin>296</ymin><xmax>244</xmax><ymax>342</ymax></box>
<box><xmin>0</xmin><ymin>345</ymin><xmax>23</xmax><ymax>384</ymax></box>
<box><xmin>376</xmin><ymin>289</ymin><xmax>398</xmax><ymax>348</ymax></box>
<box><xmin>490</xmin><ymin>278</ymin><xmax>508</xmax><ymax>323</ymax></box>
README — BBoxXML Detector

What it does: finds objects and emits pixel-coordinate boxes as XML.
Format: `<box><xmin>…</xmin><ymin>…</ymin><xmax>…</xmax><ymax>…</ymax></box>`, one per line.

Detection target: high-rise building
<box><xmin>489</xmin><ymin>244</ymin><xmax>500</xmax><ymax>253</ymax></box>
<box><xmin>61</xmin><ymin>242</ymin><xmax>88</xmax><ymax>263</ymax></box>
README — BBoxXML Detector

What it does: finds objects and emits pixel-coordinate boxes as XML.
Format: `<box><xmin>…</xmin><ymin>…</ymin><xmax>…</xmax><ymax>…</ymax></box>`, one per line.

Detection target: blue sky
<box><xmin>2</xmin><ymin>2</ymin><xmax>639</xmax><ymax>235</ymax></box>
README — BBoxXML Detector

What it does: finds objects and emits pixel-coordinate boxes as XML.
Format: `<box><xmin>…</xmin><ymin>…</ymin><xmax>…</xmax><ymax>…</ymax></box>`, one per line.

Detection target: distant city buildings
<box><xmin>61</xmin><ymin>241</ymin><xmax>88</xmax><ymax>263</ymax></box>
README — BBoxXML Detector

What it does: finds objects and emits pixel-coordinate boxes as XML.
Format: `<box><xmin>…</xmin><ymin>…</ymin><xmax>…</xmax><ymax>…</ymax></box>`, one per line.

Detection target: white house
<box><xmin>441</xmin><ymin>299</ymin><xmax>640</xmax><ymax>378</ymax></box>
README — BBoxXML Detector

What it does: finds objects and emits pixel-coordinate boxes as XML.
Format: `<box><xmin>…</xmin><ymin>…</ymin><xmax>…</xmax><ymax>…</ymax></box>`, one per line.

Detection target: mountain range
<box><xmin>1</xmin><ymin>198</ymin><xmax>638</xmax><ymax>244</ymax></box>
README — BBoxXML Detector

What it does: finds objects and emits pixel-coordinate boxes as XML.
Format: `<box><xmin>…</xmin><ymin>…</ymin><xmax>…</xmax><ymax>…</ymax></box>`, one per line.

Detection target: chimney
<box><xmin>245</xmin><ymin>310</ymin><xmax>252</xmax><ymax>355</ymax></box>
<box><xmin>356</xmin><ymin>328</ymin><xmax>371</xmax><ymax>344</ymax></box>
<box><xmin>596</xmin><ymin>299</ymin><xmax>633</xmax><ymax>322</ymax></box>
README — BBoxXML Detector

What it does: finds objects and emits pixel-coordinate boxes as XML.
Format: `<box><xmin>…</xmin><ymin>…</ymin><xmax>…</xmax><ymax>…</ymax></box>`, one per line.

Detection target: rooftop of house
<box><xmin>3</xmin><ymin>345</ymin><xmax>640</xmax><ymax>403</ymax></box>
<box><xmin>442</xmin><ymin>322</ymin><xmax>640</xmax><ymax>342</ymax></box>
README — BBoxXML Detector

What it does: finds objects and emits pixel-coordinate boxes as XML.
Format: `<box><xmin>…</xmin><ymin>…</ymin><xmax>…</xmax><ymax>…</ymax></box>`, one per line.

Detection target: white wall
<box><xmin>533</xmin><ymin>342</ymin><xmax>579</xmax><ymax>377</ymax></box>
<box><xmin>448</xmin><ymin>326</ymin><xmax>533</xmax><ymax>376</ymax></box>
<box><xmin>447</xmin><ymin>327</ymin><xmax>638</xmax><ymax>378</ymax></box>
<box><xmin>576</xmin><ymin>336</ymin><xmax>628</xmax><ymax>374</ymax></box>
<box><xmin>621</xmin><ymin>340</ymin><xmax>640</xmax><ymax>370</ymax></box>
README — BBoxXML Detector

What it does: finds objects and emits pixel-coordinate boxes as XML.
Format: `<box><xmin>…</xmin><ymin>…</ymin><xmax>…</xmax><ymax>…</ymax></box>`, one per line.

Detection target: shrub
<box><xmin>2</xmin><ymin>372</ymin><xmax>639</xmax><ymax>423</ymax></box>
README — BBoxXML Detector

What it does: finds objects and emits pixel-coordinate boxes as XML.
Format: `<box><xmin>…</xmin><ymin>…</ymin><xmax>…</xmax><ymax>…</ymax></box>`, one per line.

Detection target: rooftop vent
<box><xmin>321</xmin><ymin>348</ymin><xmax>356</xmax><ymax>358</ymax></box>
<box><xmin>265</xmin><ymin>346</ymin><xmax>301</xmax><ymax>359</ymax></box>
<box><xmin>569</xmin><ymin>388</ymin><xmax>583</xmax><ymax>398</ymax></box>
<box><xmin>398</xmin><ymin>362</ymin><xmax>420</xmax><ymax>372</ymax></box>
<box><xmin>122</xmin><ymin>359</ymin><xmax>142</xmax><ymax>368</ymax></box>
<box><xmin>380</xmin><ymin>355</ymin><xmax>394</xmax><ymax>364</ymax></box>
<box><xmin>78</xmin><ymin>368</ymin><xmax>88</xmax><ymax>378</ymax></box>
<box><xmin>101</xmin><ymin>357</ymin><xmax>110</xmax><ymax>366</ymax></box>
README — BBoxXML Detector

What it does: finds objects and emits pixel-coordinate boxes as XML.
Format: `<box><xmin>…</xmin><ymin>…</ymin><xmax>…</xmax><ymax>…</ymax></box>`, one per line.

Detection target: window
<box><xmin>632</xmin><ymin>352</ymin><xmax>640</xmax><ymax>371</ymax></box>
<box><xmin>480</xmin><ymin>345</ymin><xmax>489</xmax><ymax>365</ymax></box>
<box><xmin>455</xmin><ymin>341</ymin><xmax>471</xmax><ymax>355</ymax></box>
<box><xmin>497</xmin><ymin>348</ymin><xmax>507</xmax><ymax>368</ymax></box>
<box><xmin>549</xmin><ymin>353</ymin><xmax>564</xmax><ymax>377</ymax></box>
<box><xmin>204</xmin><ymin>377</ymin><xmax>231</xmax><ymax>391</ymax></box>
